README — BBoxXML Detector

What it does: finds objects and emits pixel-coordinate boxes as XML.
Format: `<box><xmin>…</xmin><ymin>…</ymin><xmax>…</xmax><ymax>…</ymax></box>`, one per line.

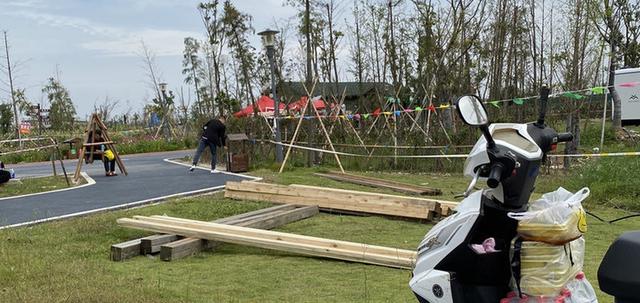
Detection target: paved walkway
<box><xmin>0</xmin><ymin>150</ymin><xmax>254</xmax><ymax>228</ymax></box>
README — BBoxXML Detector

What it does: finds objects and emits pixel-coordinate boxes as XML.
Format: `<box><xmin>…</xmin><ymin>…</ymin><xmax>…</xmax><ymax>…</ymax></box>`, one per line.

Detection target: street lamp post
<box><xmin>158</xmin><ymin>82</ymin><xmax>169</xmax><ymax>138</ymax></box>
<box><xmin>258</xmin><ymin>29</ymin><xmax>283</xmax><ymax>163</ymax></box>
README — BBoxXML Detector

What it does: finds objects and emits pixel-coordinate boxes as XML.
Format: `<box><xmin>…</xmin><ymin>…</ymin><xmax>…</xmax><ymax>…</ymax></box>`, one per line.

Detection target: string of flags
<box><xmin>275</xmin><ymin>82</ymin><xmax>639</xmax><ymax>120</ymax></box>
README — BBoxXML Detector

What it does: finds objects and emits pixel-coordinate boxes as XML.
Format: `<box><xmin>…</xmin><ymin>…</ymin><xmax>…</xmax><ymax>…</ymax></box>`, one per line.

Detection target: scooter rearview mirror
<box><xmin>456</xmin><ymin>95</ymin><xmax>488</xmax><ymax>126</ymax></box>
<box><xmin>456</xmin><ymin>95</ymin><xmax>496</xmax><ymax>149</ymax></box>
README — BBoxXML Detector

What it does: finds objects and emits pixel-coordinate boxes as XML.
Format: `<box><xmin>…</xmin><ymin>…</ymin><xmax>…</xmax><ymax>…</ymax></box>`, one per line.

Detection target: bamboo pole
<box><xmin>278</xmin><ymin>80</ymin><xmax>318</xmax><ymax>173</ymax></box>
<box><xmin>307</xmin><ymin>91</ymin><xmax>345</xmax><ymax>173</ymax></box>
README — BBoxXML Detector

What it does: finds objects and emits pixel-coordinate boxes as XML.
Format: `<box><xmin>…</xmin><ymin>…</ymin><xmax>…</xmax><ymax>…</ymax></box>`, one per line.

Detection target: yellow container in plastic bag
<box><xmin>516</xmin><ymin>237</ymin><xmax>584</xmax><ymax>296</ymax></box>
<box><xmin>508</xmin><ymin>188</ymin><xmax>589</xmax><ymax>245</ymax></box>
<box><xmin>517</xmin><ymin>209</ymin><xmax>586</xmax><ymax>244</ymax></box>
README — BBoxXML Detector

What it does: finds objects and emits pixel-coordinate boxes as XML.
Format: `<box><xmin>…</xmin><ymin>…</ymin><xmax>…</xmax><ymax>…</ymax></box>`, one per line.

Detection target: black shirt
<box><xmin>202</xmin><ymin>119</ymin><xmax>226</xmax><ymax>147</ymax></box>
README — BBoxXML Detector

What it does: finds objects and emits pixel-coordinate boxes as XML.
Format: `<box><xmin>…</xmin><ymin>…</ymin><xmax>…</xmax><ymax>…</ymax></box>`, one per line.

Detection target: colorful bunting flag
<box><xmin>590</xmin><ymin>86</ymin><xmax>607</xmax><ymax>94</ymax></box>
<box><xmin>395</xmin><ymin>110</ymin><xmax>402</xmax><ymax>116</ymax></box>
<box><xmin>513</xmin><ymin>98</ymin><xmax>525</xmax><ymax>105</ymax></box>
<box><xmin>427</xmin><ymin>105</ymin><xmax>436</xmax><ymax>112</ymax></box>
<box><xmin>415</xmin><ymin>106</ymin><xmax>423</xmax><ymax>112</ymax></box>
<box><xmin>363</xmin><ymin>114</ymin><xmax>370</xmax><ymax>119</ymax></box>
<box><xmin>489</xmin><ymin>101</ymin><xmax>500</xmax><ymax>108</ymax></box>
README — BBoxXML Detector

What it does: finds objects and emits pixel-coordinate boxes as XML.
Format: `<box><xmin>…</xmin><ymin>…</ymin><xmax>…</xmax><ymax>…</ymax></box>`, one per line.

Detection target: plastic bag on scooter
<box><xmin>507</xmin><ymin>187</ymin><xmax>589</xmax><ymax>244</ymax></box>
<box><xmin>501</xmin><ymin>271</ymin><xmax>597</xmax><ymax>303</ymax></box>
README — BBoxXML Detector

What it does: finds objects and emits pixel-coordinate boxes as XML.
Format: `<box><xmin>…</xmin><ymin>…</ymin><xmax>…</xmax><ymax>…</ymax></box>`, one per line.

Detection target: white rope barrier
<box><xmin>268</xmin><ymin>141</ymin><xmax>640</xmax><ymax>159</ymax></box>
<box><xmin>0</xmin><ymin>144</ymin><xmax>59</xmax><ymax>156</ymax></box>
<box><xmin>270</xmin><ymin>141</ymin><xmax>468</xmax><ymax>158</ymax></box>
<box><xmin>254</xmin><ymin>139</ymin><xmax>473</xmax><ymax>150</ymax></box>
<box><xmin>0</xmin><ymin>137</ymin><xmax>51</xmax><ymax>144</ymax></box>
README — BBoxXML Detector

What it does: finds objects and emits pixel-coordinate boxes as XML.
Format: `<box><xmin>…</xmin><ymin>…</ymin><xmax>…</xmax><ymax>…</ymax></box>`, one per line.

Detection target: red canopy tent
<box><xmin>287</xmin><ymin>96</ymin><xmax>329</xmax><ymax>112</ymax></box>
<box><xmin>234</xmin><ymin>95</ymin><xmax>285</xmax><ymax>118</ymax></box>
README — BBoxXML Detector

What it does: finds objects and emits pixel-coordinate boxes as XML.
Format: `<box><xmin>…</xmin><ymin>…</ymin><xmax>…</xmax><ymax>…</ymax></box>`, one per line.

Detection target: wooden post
<box><xmin>50</xmin><ymin>152</ymin><xmax>57</xmax><ymax>176</ymax></box>
<box><xmin>279</xmin><ymin>80</ymin><xmax>318</xmax><ymax>173</ymax></box>
<box><xmin>55</xmin><ymin>144</ymin><xmax>70</xmax><ymax>186</ymax></box>
<box><xmin>73</xmin><ymin>119</ymin><xmax>93</xmax><ymax>182</ymax></box>
<box><xmin>310</xmin><ymin>95</ymin><xmax>345</xmax><ymax>173</ymax></box>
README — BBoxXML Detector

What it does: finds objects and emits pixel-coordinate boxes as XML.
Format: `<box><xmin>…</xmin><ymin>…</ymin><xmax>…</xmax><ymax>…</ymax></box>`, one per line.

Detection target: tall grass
<box><xmin>564</xmin><ymin>157</ymin><xmax>640</xmax><ymax>211</ymax></box>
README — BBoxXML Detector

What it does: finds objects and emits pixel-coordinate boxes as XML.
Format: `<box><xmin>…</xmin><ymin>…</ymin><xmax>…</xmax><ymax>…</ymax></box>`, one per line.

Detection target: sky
<box><xmin>0</xmin><ymin>0</ymin><xmax>298</xmax><ymax>119</ymax></box>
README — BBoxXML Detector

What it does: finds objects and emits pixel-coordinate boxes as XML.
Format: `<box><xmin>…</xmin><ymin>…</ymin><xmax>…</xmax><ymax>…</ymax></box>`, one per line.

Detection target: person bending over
<box><xmin>190</xmin><ymin>115</ymin><xmax>227</xmax><ymax>173</ymax></box>
<box><xmin>94</xmin><ymin>130</ymin><xmax>117</xmax><ymax>177</ymax></box>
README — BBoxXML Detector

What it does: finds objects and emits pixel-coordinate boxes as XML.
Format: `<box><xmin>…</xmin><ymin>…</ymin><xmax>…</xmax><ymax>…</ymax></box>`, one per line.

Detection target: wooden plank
<box><xmin>159</xmin><ymin>206</ymin><xmax>319</xmax><ymax>261</ymax></box>
<box><xmin>110</xmin><ymin>234</ymin><xmax>170</xmax><ymax>261</ymax></box>
<box><xmin>224</xmin><ymin>182</ymin><xmax>441</xmax><ymax>219</ymax></box>
<box><xmin>232</xmin><ymin>181</ymin><xmax>450</xmax><ymax>207</ymax></box>
<box><xmin>225</xmin><ymin>191</ymin><xmax>433</xmax><ymax>219</ymax></box>
<box><xmin>225</xmin><ymin>190</ymin><xmax>434</xmax><ymax>219</ymax></box>
<box><xmin>160</xmin><ymin>238</ymin><xmax>217</xmax><ymax>261</ymax></box>
<box><xmin>140</xmin><ymin>234</ymin><xmax>179</xmax><ymax>254</ymax></box>
<box><xmin>118</xmin><ymin>216</ymin><xmax>416</xmax><ymax>269</ymax></box>
<box><xmin>82</xmin><ymin>141</ymin><xmax>115</xmax><ymax>146</ymax></box>
<box><xmin>314</xmin><ymin>172</ymin><xmax>442</xmax><ymax>196</ymax></box>
<box><xmin>215</xmin><ymin>204</ymin><xmax>296</xmax><ymax>224</ymax></box>
<box><xmin>231</xmin><ymin>181</ymin><xmax>459</xmax><ymax>214</ymax></box>
<box><xmin>110</xmin><ymin>239</ymin><xmax>142</xmax><ymax>262</ymax></box>
<box><xmin>237</xmin><ymin>205</ymin><xmax>319</xmax><ymax>230</ymax></box>
<box><xmin>226</xmin><ymin>182</ymin><xmax>436</xmax><ymax>209</ymax></box>
<box><xmin>110</xmin><ymin>205</ymin><xmax>298</xmax><ymax>261</ymax></box>
<box><xmin>143</xmin><ymin>215</ymin><xmax>416</xmax><ymax>259</ymax></box>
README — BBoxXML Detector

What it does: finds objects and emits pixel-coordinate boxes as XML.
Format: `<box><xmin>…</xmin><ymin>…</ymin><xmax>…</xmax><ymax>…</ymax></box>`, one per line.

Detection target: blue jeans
<box><xmin>192</xmin><ymin>138</ymin><xmax>218</xmax><ymax>169</ymax></box>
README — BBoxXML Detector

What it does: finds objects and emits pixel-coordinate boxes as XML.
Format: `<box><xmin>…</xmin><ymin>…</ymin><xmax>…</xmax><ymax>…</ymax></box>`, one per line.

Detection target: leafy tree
<box><xmin>198</xmin><ymin>1</ymin><xmax>226</xmax><ymax>114</ymax></box>
<box><xmin>222</xmin><ymin>0</ymin><xmax>256</xmax><ymax>113</ymax></box>
<box><xmin>13</xmin><ymin>89</ymin><xmax>32</xmax><ymax>116</ymax></box>
<box><xmin>182</xmin><ymin>37</ymin><xmax>203</xmax><ymax>105</ymax></box>
<box><xmin>0</xmin><ymin>103</ymin><xmax>13</xmax><ymax>134</ymax></box>
<box><xmin>42</xmin><ymin>77</ymin><xmax>76</xmax><ymax>130</ymax></box>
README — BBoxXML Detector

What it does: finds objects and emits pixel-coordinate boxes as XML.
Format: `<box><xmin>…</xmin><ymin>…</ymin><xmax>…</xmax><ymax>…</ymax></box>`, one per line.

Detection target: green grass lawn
<box><xmin>0</xmin><ymin>175</ymin><xmax>78</xmax><ymax>198</ymax></box>
<box><xmin>0</xmin><ymin>169</ymin><xmax>637</xmax><ymax>302</ymax></box>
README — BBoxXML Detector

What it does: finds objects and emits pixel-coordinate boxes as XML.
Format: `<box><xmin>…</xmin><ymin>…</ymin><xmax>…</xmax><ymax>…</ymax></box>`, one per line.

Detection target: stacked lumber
<box><xmin>117</xmin><ymin>215</ymin><xmax>417</xmax><ymax>269</ymax></box>
<box><xmin>111</xmin><ymin>204</ymin><xmax>318</xmax><ymax>261</ymax></box>
<box><xmin>225</xmin><ymin>181</ymin><xmax>458</xmax><ymax>220</ymax></box>
<box><xmin>314</xmin><ymin>172</ymin><xmax>442</xmax><ymax>196</ymax></box>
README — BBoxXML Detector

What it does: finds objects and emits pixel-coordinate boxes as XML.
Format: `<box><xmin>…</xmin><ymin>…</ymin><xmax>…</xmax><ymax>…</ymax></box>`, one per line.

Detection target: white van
<box><xmin>615</xmin><ymin>67</ymin><xmax>640</xmax><ymax>126</ymax></box>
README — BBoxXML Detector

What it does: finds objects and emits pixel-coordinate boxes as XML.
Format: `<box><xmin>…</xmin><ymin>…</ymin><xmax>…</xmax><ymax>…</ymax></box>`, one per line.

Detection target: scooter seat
<box><xmin>598</xmin><ymin>231</ymin><xmax>640</xmax><ymax>301</ymax></box>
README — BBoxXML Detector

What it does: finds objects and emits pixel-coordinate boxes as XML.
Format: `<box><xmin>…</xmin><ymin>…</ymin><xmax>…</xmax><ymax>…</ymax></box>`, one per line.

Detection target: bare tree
<box><xmin>1</xmin><ymin>31</ymin><xmax>20</xmax><ymax>140</ymax></box>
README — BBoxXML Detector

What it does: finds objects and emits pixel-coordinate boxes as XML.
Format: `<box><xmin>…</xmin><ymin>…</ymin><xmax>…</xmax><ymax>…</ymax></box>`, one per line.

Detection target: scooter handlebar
<box><xmin>487</xmin><ymin>163</ymin><xmax>504</xmax><ymax>188</ymax></box>
<box><xmin>557</xmin><ymin>132</ymin><xmax>574</xmax><ymax>143</ymax></box>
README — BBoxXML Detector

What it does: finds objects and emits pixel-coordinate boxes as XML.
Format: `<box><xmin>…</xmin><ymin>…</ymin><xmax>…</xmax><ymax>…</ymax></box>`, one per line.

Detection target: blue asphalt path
<box><xmin>0</xmin><ymin>150</ymin><xmax>251</xmax><ymax>228</ymax></box>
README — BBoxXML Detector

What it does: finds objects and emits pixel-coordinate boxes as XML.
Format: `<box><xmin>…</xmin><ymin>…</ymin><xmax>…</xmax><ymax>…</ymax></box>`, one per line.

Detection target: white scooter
<box><xmin>409</xmin><ymin>88</ymin><xmax>640</xmax><ymax>302</ymax></box>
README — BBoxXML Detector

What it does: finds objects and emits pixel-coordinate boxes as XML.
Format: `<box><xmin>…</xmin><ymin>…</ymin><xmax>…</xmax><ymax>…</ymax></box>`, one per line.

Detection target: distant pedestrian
<box><xmin>0</xmin><ymin>161</ymin><xmax>8</xmax><ymax>185</ymax></box>
<box><xmin>190</xmin><ymin>115</ymin><xmax>227</xmax><ymax>173</ymax></box>
<box><xmin>94</xmin><ymin>130</ymin><xmax>117</xmax><ymax>177</ymax></box>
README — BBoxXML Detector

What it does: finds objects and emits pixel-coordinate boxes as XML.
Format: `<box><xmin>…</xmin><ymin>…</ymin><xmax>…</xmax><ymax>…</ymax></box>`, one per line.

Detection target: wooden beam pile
<box><xmin>117</xmin><ymin>215</ymin><xmax>417</xmax><ymax>269</ymax></box>
<box><xmin>225</xmin><ymin>181</ymin><xmax>458</xmax><ymax>220</ymax></box>
<box><xmin>111</xmin><ymin>204</ymin><xmax>318</xmax><ymax>261</ymax></box>
<box><xmin>314</xmin><ymin>172</ymin><xmax>442</xmax><ymax>196</ymax></box>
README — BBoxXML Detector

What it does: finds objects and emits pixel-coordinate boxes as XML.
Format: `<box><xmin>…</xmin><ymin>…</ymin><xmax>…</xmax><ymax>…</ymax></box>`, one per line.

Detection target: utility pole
<box><xmin>3</xmin><ymin>31</ymin><xmax>21</xmax><ymax>143</ymax></box>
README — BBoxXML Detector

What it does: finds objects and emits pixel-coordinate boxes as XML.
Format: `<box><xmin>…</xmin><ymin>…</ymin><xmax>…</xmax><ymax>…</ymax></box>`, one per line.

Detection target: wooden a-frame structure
<box><xmin>73</xmin><ymin>114</ymin><xmax>127</xmax><ymax>182</ymax></box>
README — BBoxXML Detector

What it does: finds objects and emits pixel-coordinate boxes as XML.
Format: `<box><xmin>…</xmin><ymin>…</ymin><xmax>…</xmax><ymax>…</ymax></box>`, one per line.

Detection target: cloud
<box><xmin>2</xmin><ymin>10</ymin><xmax>201</xmax><ymax>57</ymax></box>
<box><xmin>82</xmin><ymin>29</ymin><xmax>203</xmax><ymax>57</ymax></box>
<box><xmin>0</xmin><ymin>0</ymin><xmax>46</xmax><ymax>9</ymax></box>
